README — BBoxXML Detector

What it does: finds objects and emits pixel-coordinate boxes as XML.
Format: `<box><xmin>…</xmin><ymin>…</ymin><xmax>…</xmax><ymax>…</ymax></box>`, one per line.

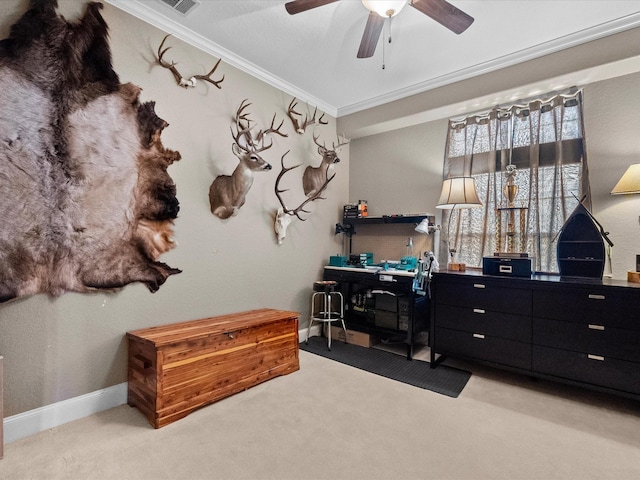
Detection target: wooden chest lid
<box><xmin>126</xmin><ymin>308</ymin><xmax>299</xmax><ymax>346</ymax></box>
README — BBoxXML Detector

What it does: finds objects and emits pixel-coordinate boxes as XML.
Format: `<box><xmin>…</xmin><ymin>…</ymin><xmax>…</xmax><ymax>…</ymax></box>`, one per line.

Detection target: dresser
<box><xmin>430</xmin><ymin>271</ymin><xmax>640</xmax><ymax>399</ymax></box>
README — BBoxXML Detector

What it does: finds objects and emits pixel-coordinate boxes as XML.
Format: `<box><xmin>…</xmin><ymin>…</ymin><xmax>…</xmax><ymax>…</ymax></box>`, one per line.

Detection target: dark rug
<box><xmin>300</xmin><ymin>336</ymin><xmax>471</xmax><ymax>398</ymax></box>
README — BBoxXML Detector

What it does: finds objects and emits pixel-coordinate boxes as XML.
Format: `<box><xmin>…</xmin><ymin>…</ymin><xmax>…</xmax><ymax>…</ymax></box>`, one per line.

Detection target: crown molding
<box><xmin>105</xmin><ymin>1</ymin><xmax>640</xmax><ymax>119</ymax></box>
<box><xmin>104</xmin><ymin>0</ymin><xmax>338</xmax><ymax>118</ymax></box>
<box><xmin>336</xmin><ymin>12</ymin><xmax>640</xmax><ymax>116</ymax></box>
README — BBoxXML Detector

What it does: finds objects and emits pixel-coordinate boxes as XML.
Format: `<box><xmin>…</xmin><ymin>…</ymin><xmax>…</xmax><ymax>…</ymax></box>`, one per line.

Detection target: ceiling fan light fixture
<box><xmin>361</xmin><ymin>0</ymin><xmax>408</xmax><ymax>18</ymax></box>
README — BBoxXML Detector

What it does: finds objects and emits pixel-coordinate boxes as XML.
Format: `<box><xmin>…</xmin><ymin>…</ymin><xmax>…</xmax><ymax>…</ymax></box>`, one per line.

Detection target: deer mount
<box><xmin>209</xmin><ymin>100</ymin><xmax>287</xmax><ymax>219</ymax></box>
<box><xmin>304</xmin><ymin>134</ymin><xmax>349</xmax><ymax>197</ymax></box>
<box><xmin>274</xmin><ymin>134</ymin><xmax>349</xmax><ymax>244</ymax></box>
<box><xmin>156</xmin><ymin>34</ymin><xmax>224</xmax><ymax>89</ymax></box>
<box><xmin>286</xmin><ymin>98</ymin><xmax>327</xmax><ymax>134</ymax></box>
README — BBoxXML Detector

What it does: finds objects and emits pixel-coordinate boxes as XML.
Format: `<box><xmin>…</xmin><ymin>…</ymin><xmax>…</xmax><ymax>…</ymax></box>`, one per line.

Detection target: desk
<box><xmin>323</xmin><ymin>266</ymin><xmax>429</xmax><ymax>359</ymax></box>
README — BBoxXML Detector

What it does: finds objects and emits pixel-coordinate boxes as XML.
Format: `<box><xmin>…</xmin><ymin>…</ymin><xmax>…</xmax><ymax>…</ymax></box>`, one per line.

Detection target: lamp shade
<box><xmin>415</xmin><ymin>218</ymin><xmax>431</xmax><ymax>234</ymax></box>
<box><xmin>611</xmin><ymin>164</ymin><xmax>640</xmax><ymax>195</ymax></box>
<box><xmin>436</xmin><ymin>177</ymin><xmax>482</xmax><ymax>209</ymax></box>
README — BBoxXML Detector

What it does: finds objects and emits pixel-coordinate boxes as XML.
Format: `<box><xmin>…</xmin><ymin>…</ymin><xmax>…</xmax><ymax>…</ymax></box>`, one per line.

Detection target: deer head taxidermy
<box><xmin>209</xmin><ymin>100</ymin><xmax>287</xmax><ymax>219</ymax></box>
<box><xmin>0</xmin><ymin>0</ymin><xmax>181</xmax><ymax>303</ymax></box>
<box><xmin>274</xmin><ymin>150</ymin><xmax>336</xmax><ymax>245</ymax></box>
<box><xmin>157</xmin><ymin>34</ymin><xmax>224</xmax><ymax>89</ymax></box>
<box><xmin>303</xmin><ymin>134</ymin><xmax>349</xmax><ymax>197</ymax></box>
<box><xmin>287</xmin><ymin>98</ymin><xmax>327</xmax><ymax>134</ymax></box>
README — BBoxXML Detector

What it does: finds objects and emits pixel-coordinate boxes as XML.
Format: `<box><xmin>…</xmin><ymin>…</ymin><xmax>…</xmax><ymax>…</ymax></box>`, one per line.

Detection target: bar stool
<box><xmin>306</xmin><ymin>280</ymin><xmax>347</xmax><ymax>350</ymax></box>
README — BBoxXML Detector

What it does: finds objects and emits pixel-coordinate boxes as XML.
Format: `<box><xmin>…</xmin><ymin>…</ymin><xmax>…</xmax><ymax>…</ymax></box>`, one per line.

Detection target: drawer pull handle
<box><xmin>499</xmin><ymin>265</ymin><xmax>512</xmax><ymax>273</ymax></box>
<box><xmin>588</xmin><ymin>354</ymin><xmax>605</xmax><ymax>361</ymax></box>
<box><xmin>473</xmin><ymin>308</ymin><xmax>485</xmax><ymax>314</ymax></box>
<box><xmin>473</xmin><ymin>333</ymin><xmax>485</xmax><ymax>339</ymax></box>
<box><xmin>473</xmin><ymin>283</ymin><xmax>486</xmax><ymax>289</ymax></box>
<box><xmin>588</xmin><ymin>324</ymin><xmax>605</xmax><ymax>331</ymax></box>
<box><xmin>588</xmin><ymin>294</ymin><xmax>605</xmax><ymax>300</ymax></box>
<box><xmin>226</xmin><ymin>332</ymin><xmax>235</xmax><ymax>339</ymax></box>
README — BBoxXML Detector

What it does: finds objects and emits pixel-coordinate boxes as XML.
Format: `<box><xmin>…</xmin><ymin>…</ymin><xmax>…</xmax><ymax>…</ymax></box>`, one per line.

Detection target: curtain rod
<box><xmin>450</xmin><ymin>86</ymin><xmax>581</xmax><ymax>124</ymax></box>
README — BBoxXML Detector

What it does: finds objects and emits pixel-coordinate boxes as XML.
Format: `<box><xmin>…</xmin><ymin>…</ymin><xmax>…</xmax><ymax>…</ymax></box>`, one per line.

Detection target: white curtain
<box><xmin>441</xmin><ymin>89</ymin><xmax>590</xmax><ymax>273</ymax></box>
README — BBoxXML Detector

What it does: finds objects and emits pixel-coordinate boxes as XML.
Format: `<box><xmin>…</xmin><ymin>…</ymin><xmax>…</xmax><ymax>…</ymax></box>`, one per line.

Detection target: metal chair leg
<box><xmin>308</xmin><ymin>284</ymin><xmax>347</xmax><ymax>350</ymax></box>
<box><xmin>306</xmin><ymin>292</ymin><xmax>318</xmax><ymax>344</ymax></box>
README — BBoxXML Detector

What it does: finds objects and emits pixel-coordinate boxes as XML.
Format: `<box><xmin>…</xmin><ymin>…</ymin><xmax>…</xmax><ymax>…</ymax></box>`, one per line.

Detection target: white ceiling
<box><xmin>107</xmin><ymin>0</ymin><xmax>640</xmax><ymax>117</ymax></box>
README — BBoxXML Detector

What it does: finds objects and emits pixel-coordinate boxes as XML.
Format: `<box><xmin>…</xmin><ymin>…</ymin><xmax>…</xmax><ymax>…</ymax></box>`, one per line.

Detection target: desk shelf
<box><xmin>343</xmin><ymin>214</ymin><xmax>435</xmax><ymax>225</ymax></box>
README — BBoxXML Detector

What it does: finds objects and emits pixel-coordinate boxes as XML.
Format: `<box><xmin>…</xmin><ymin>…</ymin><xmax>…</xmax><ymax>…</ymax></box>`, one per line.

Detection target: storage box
<box><xmin>127</xmin><ymin>309</ymin><xmax>299</xmax><ymax>428</ymax></box>
<box><xmin>374</xmin><ymin>310</ymin><xmax>398</xmax><ymax>330</ymax></box>
<box><xmin>374</xmin><ymin>292</ymin><xmax>398</xmax><ymax>312</ymax></box>
<box><xmin>329</xmin><ymin>326</ymin><xmax>378</xmax><ymax>347</ymax></box>
<box><xmin>329</xmin><ymin>255</ymin><xmax>347</xmax><ymax>267</ymax></box>
<box><xmin>343</xmin><ymin>204</ymin><xmax>360</xmax><ymax>218</ymax></box>
<box><xmin>482</xmin><ymin>256</ymin><xmax>532</xmax><ymax>277</ymax></box>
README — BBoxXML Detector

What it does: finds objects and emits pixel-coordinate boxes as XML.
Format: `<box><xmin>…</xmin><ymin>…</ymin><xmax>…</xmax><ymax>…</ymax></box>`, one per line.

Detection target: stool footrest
<box><xmin>311</xmin><ymin>313</ymin><xmax>343</xmax><ymax>322</ymax></box>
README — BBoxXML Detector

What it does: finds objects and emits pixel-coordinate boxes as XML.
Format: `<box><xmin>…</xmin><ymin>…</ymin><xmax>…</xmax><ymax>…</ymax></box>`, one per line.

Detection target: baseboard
<box><xmin>3</xmin><ymin>329</ymin><xmax>318</xmax><ymax>445</ymax></box>
<box><xmin>2</xmin><ymin>327</ymin><xmax>321</xmax><ymax>446</ymax></box>
<box><xmin>3</xmin><ymin>382</ymin><xmax>127</xmax><ymax>445</ymax></box>
<box><xmin>299</xmin><ymin>324</ymin><xmax>321</xmax><ymax>340</ymax></box>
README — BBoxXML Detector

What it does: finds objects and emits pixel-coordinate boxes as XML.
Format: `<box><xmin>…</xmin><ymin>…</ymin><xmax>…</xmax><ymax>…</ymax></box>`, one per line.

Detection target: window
<box><xmin>441</xmin><ymin>90</ymin><xmax>589</xmax><ymax>273</ymax></box>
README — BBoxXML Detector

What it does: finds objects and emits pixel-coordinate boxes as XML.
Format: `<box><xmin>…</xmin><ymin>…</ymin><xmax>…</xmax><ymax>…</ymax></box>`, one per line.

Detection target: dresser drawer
<box><xmin>533</xmin><ymin>345</ymin><xmax>640</xmax><ymax>395</ymax></box>
<box><xmin>532</xmin><ymin>287</ymin><xmax>640</xmax><ymax>330</ymax></box>
<box><xmin>435</xmin><ymin>327</ymin><xmax>531</xmax><ymax>370</ymax></box>
<box><xmin>435</xmin><ymin>277</ymin><xmax>531</xmax><ymax>315</ymax></box>
<box><xmin>435</xmin><ymin>304</ymin><xmax>531</xmax><ymax>342</ymax></box>
<box><xmin>533</xmin><ymin>318</ymin><xmax>640</xmax><ymax>363</ymax></box>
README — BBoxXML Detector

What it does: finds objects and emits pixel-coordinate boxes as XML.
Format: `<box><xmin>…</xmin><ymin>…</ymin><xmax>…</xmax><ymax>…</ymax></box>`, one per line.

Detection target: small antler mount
<box><xmin>156</xmin><ymin>34</ymin><xmax>224</xmax><ymax>90</ymax></box>
<box><xmin>287</xmin><ymin>98</ymin><xmax>328</xmax><ymax>134</ymax></box>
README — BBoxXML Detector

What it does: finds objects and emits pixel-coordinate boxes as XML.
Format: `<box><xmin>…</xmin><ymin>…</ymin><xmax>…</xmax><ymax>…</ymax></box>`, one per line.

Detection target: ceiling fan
<box><xmin>285</xmin><ymin>0</ymin><xmax>474</xmax><ymax>59</ymax></box>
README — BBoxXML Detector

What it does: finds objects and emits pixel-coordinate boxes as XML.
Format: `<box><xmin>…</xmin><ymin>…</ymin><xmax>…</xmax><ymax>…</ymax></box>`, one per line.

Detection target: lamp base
<box><xmin>448</xmin><ymin>262</ymin><xmax>466</xmax><ymax>272</ymax></box>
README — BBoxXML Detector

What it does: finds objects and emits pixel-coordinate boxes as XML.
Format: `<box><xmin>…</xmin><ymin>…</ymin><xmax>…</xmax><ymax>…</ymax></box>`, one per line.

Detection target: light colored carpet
<box><xmin>1</xmin><ymin>348</ymin><xmax>640</xmax><ymax>480</ymax></box>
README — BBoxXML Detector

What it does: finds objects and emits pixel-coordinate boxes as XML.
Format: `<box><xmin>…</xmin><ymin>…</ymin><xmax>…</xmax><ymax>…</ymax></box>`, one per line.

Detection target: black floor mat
<box><xmin>300</xmin><ymin>336</ymin><xmax>471</xmax><ymax>398</ymax></box>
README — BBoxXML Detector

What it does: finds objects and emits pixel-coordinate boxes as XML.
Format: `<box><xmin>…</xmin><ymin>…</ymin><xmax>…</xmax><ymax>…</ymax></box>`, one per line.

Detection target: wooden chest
<box><xmin>126</xmin><ymin>308</ymin><xmax>299</xmax><ymax>428</ymax></box>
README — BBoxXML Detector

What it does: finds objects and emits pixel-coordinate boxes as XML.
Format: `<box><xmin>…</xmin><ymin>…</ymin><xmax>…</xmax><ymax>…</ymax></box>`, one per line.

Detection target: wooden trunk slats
<box><xmin>127</xmin><ymin>308</ymin><xmax>300</xmax><ymax>428</ymax></box>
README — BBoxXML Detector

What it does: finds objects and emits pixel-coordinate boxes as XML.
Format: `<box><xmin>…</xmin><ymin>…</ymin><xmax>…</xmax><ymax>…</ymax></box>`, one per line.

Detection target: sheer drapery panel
<box><xmin>441</xmin><ymin>90</ymin><xmax>589</xmax><ymax>272</ymax></box>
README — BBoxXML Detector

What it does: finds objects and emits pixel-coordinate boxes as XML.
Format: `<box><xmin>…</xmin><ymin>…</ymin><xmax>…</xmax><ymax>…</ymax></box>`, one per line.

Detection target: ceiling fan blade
<box><xmin>357</xmin><ymin>12</ymin><xmax>385</xmax><ymax>59</ymax></box>
<box><xmin>285</xmin><ymin>0</ymin><xmax>339</xmax><ymax>15</ymax></box>
<box><xmin>410</xmin><ymin>0</ymin><xmax>474</xmax><ymax>34</ymax></box>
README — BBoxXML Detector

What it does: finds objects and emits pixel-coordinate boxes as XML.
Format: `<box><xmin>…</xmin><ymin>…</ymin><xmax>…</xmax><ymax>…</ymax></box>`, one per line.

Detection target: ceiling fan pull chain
<box><xmin>382</xmin><ymin>17</ymin><xmax>389</xmax><ymax>69</ymax></box>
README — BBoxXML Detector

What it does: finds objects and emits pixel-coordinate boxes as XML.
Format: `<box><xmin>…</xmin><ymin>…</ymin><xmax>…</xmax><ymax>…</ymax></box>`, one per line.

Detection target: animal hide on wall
<box><xmin>0</xmin><ymin>0</ymin><xmax>181</xmax><ymax>303</ymax></box>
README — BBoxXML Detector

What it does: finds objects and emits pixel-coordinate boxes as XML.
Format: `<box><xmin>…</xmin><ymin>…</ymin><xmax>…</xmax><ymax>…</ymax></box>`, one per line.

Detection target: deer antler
<box><xmin>157</xmin><ymin>34</ymin><xmax>224</xmax><ymax>89</ymax></box>
<box><xmin>313</xmin><ymin>133</ymin><xmax>350</xmax><ymax>151</ymax></box>
<box><xmin>232</xmin><ymin>100</ymin><xmax>288</xmax><ymax>154</ymax></box>
<box><xmin>230</xmin><ymin>99</ymin><xmax>255</xmax><ymax>153</ymax></box>
<box><xmin>255</xmin><ymin>114</ymin><xmax>288</xmax><ymax>143</ymax></box>
<box><xmin>287</xmin><ymin>98</ymin><xmax>328</xmax><ymax>134</ymax></box>
<box><xmin>275</xmin><ymin>151</ymin><xmax>335</xmax><ymax>221</ymax></box>
<box><xmin>332</xmin><ymin>134</ymin><xmax>350</xmax><ymax>150</ymax></box>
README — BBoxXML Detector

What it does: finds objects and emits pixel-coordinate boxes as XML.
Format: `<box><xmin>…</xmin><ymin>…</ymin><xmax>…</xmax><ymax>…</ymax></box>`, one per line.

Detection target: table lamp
<box><xmin>610</xmin><ymin>163</ymin><xmax>640</xmax><ymax>282</ymax></box>
<box><xmin>436</xmin><ymin>177</ymin><xmax>482</xmax><ymax>270</ymax></box>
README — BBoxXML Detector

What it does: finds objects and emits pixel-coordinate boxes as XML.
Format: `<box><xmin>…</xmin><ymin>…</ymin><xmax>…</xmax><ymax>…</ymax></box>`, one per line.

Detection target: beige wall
<box><xmin>349</xmin><ymin>69</ymin><xmax>640</xmax><ymax>281</ymax></box>
<box><xmin>2</xmin><ymin>0</ymin><xmax>640</xmax><ymax>421</ymax></box>
<box><xmin>0</xmin><ymin>1</ymin><xmax>348</xmax><ymax>416</ymax></box>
